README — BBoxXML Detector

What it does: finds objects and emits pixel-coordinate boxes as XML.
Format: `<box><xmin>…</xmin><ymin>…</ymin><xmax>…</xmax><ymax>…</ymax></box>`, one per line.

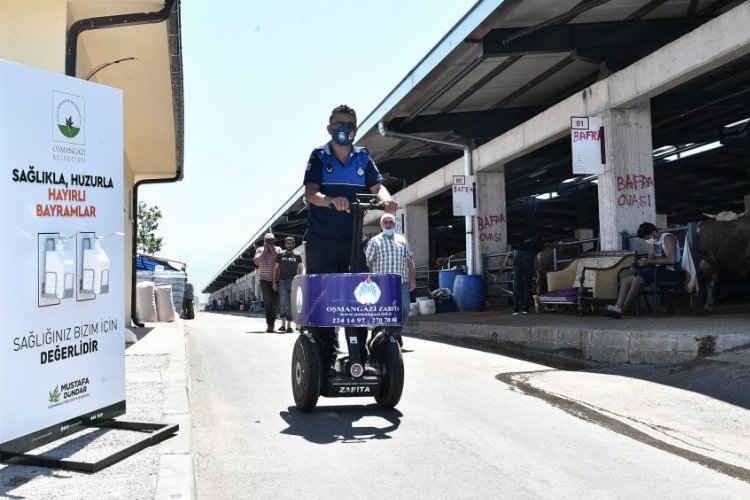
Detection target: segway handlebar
<box><xmin>327</xmin><ymin>194</ymin><xmax>383</xmax><ymax>212</ymax></box>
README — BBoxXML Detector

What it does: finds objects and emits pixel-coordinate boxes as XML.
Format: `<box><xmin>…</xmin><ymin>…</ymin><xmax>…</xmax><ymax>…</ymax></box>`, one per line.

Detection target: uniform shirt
<box><xmin>365</xmin><ymin>232</ymin><xmax>413</xmax><ymax>284</ymax></box>
<box><xmin>304</xmin><ymin>143</ymin><xmax>384</xmax><ymax>244</ymax></box>
<box><xmin>275</xmin><ymin>251</ymin><xmax>302</xmax><ymax>281</ymax></box>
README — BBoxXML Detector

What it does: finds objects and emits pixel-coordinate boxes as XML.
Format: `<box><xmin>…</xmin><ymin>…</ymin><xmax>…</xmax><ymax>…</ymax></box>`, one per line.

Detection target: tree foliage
<box><xmin>137</xmin><ymin>201</ymin><xmax>164</xmax><ymax>254</ymax></box>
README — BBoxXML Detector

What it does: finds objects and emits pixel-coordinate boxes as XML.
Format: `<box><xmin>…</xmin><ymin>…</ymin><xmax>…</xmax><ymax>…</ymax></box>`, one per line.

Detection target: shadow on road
<box><xmin>590</xmin><ymin>355</ymin><xmax>750</xmax><ymax>411</ymax></box>
<box><xmin>279</xmin><ymin>405</ymin><xmax>402</xmax><ymax>444</ymax></box>
<box><xmin>125</xmin><ymin>326</ymin><xmax>155</xmax><ymax>349</ymax></box>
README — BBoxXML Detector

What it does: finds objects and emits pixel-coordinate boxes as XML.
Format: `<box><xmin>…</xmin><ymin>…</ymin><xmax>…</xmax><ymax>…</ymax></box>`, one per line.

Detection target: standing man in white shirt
<box><xmin>365</xmin><ymin>213</ymin><xmax>416</xmax><ymax>343</ymax></box>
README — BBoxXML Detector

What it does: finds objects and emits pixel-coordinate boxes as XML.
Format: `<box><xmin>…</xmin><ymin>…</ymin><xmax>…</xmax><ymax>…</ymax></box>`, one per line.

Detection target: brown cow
<box><xmin>696</xmin><ymin>216</ymin><xmax>750</xmax><ymax>310</ymax></box>
<box><xmin>534</xmin><ymin>239</ymin><xmax>583</xmax><ymax>295</ymax></box>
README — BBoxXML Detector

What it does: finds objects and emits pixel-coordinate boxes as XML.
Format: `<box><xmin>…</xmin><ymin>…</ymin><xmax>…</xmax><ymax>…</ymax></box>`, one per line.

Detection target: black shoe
<box><xmin>601</xmin><ymin>306</ymin><xmax>622</xmax><ymax>319</ymax></box>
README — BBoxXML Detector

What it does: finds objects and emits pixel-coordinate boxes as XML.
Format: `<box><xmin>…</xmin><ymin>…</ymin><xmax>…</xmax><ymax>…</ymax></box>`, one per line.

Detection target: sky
<box><xmin>139</xmin><ymin>0</ymin><xmax>478</xmax><ymax>301</ymax></box>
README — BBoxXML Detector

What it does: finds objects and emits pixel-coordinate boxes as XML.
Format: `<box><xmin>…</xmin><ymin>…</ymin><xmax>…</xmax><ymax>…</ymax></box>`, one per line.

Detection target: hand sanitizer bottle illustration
<box><xmin>82</xmin><ymin>237</ymin><xmax>110</xmax><ymax>294</ymax></box>
<box><xmin>44</xmin><ymin>237</ymin><xmax>75</xmax><ymax>299</ymax></box>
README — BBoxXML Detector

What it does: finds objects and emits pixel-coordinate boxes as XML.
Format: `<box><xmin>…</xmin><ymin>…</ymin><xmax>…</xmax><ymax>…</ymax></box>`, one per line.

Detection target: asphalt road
<box><xmin>186</xmin><ymin>312</ymin><xmax>750</xmax><ymax>499</ymax></box>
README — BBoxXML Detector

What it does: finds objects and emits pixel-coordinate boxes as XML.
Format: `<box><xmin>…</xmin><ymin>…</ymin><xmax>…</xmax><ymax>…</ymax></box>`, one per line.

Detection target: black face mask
<box><xmin>331</xmin><ymin>124</ymin><xmax>355</xmax><ymax>146</ymax></box>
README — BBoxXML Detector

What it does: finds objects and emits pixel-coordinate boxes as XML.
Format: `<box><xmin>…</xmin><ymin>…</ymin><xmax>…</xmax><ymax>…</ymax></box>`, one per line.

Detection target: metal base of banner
<box><xmin>2</xmin><ymin>419</ymin><xmax>178</xmax><ymax>473</ymax></box>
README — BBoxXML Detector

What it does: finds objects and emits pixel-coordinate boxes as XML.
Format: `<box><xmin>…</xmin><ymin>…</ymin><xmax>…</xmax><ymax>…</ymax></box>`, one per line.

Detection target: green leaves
<box><xmin>137</xmin><ymin>201</ymin><xmax>164</xmax><ymax>254</ymax></box>
<box><xmin>49</xmin><ymin>386</ymin><xmax>60</xmax><ymax>403</ymax></box>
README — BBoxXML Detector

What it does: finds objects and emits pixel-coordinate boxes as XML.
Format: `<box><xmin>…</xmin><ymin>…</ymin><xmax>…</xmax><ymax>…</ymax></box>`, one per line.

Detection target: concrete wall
<box><xmin>0</xmin><ymin>1</ymin><xmax>67</xmax><ymax>73</ymax></box>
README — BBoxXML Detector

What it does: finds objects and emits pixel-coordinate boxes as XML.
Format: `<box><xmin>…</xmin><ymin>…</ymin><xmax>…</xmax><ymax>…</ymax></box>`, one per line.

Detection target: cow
<box><xmin>702</xmin><ymin>210</ymin><xmax>749</xmax><ymax>221</ymax></box>
<box><xmin>696</xmin><ymin>215</ymin><xmax>750</xmax><ymax>310</ymax></box>
<box><xmin>534</xmin><ymin>239</ymin><xmax>583</xmax><ymax>295</ymax></box>
<box><xmin>435</xmin><ymin>250</ymin><xmax>467</xmax><ymax>270</ymax></box>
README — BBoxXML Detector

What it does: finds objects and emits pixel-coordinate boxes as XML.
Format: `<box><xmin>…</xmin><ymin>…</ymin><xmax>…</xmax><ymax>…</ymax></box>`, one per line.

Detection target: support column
<box><xmin>363</xmin><ymin>222</ymin><xmax>380</xmax><ymax>243</ymax></box>
<box><xmin>404</xmin><ymin>203</ymin><xmax>429</xmax><ymax>272</ymax></box>
<box><xmin>597</xmin><ymin>102</ymin><xmax>656</xmax><ymax>250</ymax></box>
<box><xmin>475</xmin><ymin>170</ymin><xmax>507</xmax><ymax>273</ymax></box>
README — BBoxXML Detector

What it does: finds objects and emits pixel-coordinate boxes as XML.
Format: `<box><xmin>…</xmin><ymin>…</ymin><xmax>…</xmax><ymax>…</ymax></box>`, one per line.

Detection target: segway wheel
<box><xmin>292</xmin><ymin>333</ymin><xmax>322</xmax><ymax>411</ymax></box>
<box><xmin>375</xmin><ymin>339</ymin><xmax>404</xmax><ymax>408</ymax></box>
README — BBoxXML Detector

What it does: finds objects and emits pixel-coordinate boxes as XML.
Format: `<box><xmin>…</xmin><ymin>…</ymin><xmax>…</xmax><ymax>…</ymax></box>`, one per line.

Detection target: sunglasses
<box><xmin>330</xmin><ymin>121</ymin><xmax>356</xmax><ymax>129</ymax></box>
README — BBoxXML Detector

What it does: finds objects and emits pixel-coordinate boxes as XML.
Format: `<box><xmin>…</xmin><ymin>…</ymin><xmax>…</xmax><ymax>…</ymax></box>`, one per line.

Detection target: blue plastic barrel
<box><xmin>453</xmin><ymin>274</ymin><xmax>485</xmax><ymax>311</ymax></box>
<box><xmin>438</xmin><ymin>269</ymin><xmax>466</xmax><ymax>292</ymax></box>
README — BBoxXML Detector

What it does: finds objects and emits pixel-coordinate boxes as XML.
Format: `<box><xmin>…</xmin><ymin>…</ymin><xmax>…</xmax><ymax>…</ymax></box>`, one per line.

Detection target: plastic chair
<box><xmin>637</xmin><ymin>265</ymin><xmax>691</xmax><ymax>316</ymax></box>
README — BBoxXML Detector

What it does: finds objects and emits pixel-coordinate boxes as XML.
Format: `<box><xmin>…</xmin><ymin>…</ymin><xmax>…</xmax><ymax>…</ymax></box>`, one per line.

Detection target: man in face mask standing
<box><xmin>365</xmin><ymin>213</ymin><xmax>416</xmax><ymax>343</ymax></box>
<box><xmin>303</xmin><ymin>104</ymin><xmax>398</xmax><ymax>372</ymax></box>
<box><xmin>602</xmin><ymin>221</ymin><xmax>680</xmax><ymax>318</ymax></box>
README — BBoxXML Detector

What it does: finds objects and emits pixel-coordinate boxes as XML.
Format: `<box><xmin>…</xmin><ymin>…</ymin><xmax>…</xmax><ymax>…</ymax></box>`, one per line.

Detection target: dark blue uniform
<box><xmin>304</xmin><ymin>143</ymin><xmax>384</xmax><ymax>245</ymax></box>
<box><xmin>303</xmin><ymin>143</ymin><xmax>384</xmax><ymax>366</ymax></box>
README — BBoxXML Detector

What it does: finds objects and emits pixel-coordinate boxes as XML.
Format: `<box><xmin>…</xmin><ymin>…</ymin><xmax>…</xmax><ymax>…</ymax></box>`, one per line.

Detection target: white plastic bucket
<box><xmin>418</xmin><ymin>298</ymin><xmax>436</xmax><ymax>315</ymax></box>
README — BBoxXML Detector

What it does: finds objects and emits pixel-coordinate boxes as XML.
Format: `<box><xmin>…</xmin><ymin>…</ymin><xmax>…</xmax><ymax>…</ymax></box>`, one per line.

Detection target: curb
<box><xmin>154</xmin><ymin>320</ymin><xmax>195</xmax><ymax>500</ymax></box>
<box><xmin>405</xmin><ymin>319</ymin><xmax>750</xmax><ymax>364</ymax></box>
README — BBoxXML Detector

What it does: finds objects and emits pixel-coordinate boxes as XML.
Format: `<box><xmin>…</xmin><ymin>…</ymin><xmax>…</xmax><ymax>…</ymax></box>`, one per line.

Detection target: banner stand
<box><xmin>1</xmin><ymin>420</ymin><xmax>178</xmax><ymax>473</ymax></box>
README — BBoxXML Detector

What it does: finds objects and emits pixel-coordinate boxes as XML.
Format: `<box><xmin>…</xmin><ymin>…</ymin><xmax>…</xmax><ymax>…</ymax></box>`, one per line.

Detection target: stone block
<box><xmin>496</xmin><ymin>326</ymin><xmax>530</xmax><ymax>344</ymax></box>
<box><xmin>557</xmin><ymin>328</ymin><xmax>583</xmax><ymax>350</ymax></box>
<box><xmin>448</xmin><ymin>322</ymin><xmax>469</xmax><ymax>339</ymax></box>
<box><xmin>675</xmin><ymin>333</ymin><xmax>698</xmax><ymax>352</ymax></box>
<box><xmin>425</xmin><ymin>321</ymin><xmax>451</xmax><ymax>335</ymax></box>
<box><xmin>629</xmin><ymin>331</ymin><xmax>678</xmax><ymax>351</ymax></box>
<box><xmin>630</xmin><ymin>349</ymin><xmax>675</xmax><ymax>364</ymax></box>
<box><xmin>589</xmin><ymin>330</ymin><xmax>631</xmax><ymax>363</ymax></box>
<box><xmin>466</xmin><ymin>324</ymin><xmax>494</xmax><ymax>342</ymax></box>
<box><xmin>528</xmin><ymin>327</ymin><xmax>559</xmax><ymax>351</ymax></box>
<box><xmin>673</xmin><ymin>349</ymin><xmax>697</xmax><ymax>363</ymax></box>
<box><xmin>714</xmin><ymin>333</ymin><xmax>750</xmax><ymax>352</ymax></box>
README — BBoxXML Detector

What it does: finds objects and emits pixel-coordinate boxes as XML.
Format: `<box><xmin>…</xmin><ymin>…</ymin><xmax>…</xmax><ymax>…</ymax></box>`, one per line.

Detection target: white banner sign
<box><xmin>452</xmin><ymin>175</ymin><xmax>476</xmax><ymax>216</ymax></box>
<box><xmin>571</xmin><ymin>116</ymin><xmax>605</xmax><ymax>174</ymax></box>
<box><xmin>0</xmin><ymin>60</ymin><xmax>125</xmax><ymax>457</ymax></box>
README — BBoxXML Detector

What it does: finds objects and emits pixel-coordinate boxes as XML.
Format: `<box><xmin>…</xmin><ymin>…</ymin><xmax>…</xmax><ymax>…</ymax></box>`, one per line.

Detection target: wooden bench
<box><xmin>536</xmin><ymin>251</ymin><xmax>636</xmax><ymax>314</ymax></box>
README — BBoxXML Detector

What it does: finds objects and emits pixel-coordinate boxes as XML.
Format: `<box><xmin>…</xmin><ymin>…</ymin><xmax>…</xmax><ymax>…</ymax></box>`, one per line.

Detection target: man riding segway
<box><xmin>291</xmin><ymin>104</ymin><xmax>403</xmax><ymax>411</ymax></box>
<box><xmin>302</xmin><ymin>104</ymin><xmax>398</xmax><ymax>376</ymax></box>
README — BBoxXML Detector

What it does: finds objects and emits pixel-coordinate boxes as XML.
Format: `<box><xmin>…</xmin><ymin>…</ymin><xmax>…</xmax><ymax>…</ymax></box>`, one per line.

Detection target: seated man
<box><xmin>602</xmin><ymin>222</ymin><xmax>680</xmax><ymax>319</ymax></box>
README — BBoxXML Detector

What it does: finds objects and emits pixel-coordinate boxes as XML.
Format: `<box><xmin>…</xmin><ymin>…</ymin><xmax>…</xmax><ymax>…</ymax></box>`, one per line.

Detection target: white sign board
<box><xmin>452</xmin><ymin>175</ymin><xmax>476</xmax><ymax>216</ymax></box>
<box><xmin>571</xmin><ymin>116</ymin><xmax>605</xmax><ymax>174</ymax></box>
<box><xmin>0</xmin><ymin>60</ymin><xmax>124</xmax><ymax>457</ymax></box>
<box><xmin>395</xmin><ymin>209</ymin><xmax>405</xmax><ymax>234</ymax></box>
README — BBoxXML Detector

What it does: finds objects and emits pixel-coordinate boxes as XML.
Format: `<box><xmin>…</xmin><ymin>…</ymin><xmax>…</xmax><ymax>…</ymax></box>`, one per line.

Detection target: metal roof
<box><xmin>203</xmin><ymin>0</ymin><xmax>750</xmax><ymax>294</ymax></box>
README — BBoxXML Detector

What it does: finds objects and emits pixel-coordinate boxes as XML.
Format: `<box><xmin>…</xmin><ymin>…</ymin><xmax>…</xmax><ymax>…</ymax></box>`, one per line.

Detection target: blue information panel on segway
<box><xmin>291</xmin><ymin>273</ymin><xmax>402</xmax><ymax>327</ymax></box>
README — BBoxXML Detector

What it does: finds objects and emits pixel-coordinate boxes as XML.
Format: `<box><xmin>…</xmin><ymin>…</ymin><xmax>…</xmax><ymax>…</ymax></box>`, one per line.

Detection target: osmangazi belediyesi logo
<box><xmin>53</xmin><ymin>91</ymin><xmax>85</xmax><ymax>144</ymax></box>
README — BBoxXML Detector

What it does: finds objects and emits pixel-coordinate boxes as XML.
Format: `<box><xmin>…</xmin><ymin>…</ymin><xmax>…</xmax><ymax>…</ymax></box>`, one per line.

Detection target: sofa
<box><xmin>537</xmin><ymin>251</ymin><xmax>636</xmax><ymax>314</ymax></box>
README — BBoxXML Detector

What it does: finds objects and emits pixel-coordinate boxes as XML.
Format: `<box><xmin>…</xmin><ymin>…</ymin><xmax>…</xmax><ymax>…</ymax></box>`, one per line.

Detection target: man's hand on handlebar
<box><xmin>380</xmin><ymin>199</ymin><xmax>399</xmax><ymax>214</ymax></box>
<box><xmin>327</xmin><ymin>196</ymin><xmax>350</xmax><ymax>212</ymax></box>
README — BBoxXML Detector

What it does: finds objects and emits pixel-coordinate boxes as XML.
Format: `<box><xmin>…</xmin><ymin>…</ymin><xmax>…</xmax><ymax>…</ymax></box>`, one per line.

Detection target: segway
<box><xmin>291</xmin><ymin>195</ymin><xmax>405</xmax><ymax>411</ymax></box>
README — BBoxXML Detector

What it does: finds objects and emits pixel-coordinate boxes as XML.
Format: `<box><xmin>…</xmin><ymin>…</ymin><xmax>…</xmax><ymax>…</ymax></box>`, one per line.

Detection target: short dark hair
<box><xmin>636</xmin><ymin>222</ymin><xmax>657</xmax><ymax>239</ymax></box>
<box><xmin>329</xmin><ymin>104</ymin><xmax>356</xmax><ymax>123</ymax></box>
